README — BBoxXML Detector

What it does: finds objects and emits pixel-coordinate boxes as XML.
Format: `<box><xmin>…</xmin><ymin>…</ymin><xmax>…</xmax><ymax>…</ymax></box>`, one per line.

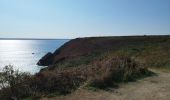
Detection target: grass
<box><xmin>55</xmin><ymin>52</ymin><xmax>101</xmax><ymax>68</ymax></box>
<box><xmin>55</xmin><ymin>36</ymin><xmax>170</xmax><ymax>70</ymax></box>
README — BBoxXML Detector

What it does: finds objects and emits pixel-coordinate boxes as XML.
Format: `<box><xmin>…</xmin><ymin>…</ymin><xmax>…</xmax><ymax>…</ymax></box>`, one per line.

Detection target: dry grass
<box><xmin>35</xmin><ymin>55</ymin><xmax>150</xmax><ymax>95</ymax></box>
<box><xmin>0</xmin><ymin>55</ymin><xmax>150</xmax><ymax>99</ymax></box>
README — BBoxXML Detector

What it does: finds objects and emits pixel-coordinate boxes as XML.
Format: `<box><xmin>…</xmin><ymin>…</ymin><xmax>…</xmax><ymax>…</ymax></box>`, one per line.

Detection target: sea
<box><xmin>0</xmin><ymin>39</ymin><xmax>69</xmax><ymax>74</ymax></box>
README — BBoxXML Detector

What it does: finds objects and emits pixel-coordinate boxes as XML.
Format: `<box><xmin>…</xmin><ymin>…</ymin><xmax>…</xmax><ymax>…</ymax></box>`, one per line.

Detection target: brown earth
<box><xmin>41</xmin><ymin>69</ymin><xmax>170</xmax><ymax>100</ymax></box>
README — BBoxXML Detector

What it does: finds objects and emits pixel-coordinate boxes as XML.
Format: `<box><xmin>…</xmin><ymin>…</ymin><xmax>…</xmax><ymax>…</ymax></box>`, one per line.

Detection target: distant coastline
<box><xmin>0</xmin><ymin>38</ymin><xmax>70</xmax><ymax>40</ymax></box>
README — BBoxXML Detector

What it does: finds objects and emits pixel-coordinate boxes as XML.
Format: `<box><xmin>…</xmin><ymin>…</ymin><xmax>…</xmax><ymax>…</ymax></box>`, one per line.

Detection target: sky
<box><xmin>0</xmin><ymin>0</ymin><xmax>170</xmax><ymax>39</ymax></box>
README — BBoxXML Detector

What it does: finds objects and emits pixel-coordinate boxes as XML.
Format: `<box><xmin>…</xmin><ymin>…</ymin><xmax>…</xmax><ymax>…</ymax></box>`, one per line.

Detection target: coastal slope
<box><xmin>38</xmin><ymin>35</ymin><xmax>170</xmax><ymax>70</ymax></box>
<box><xmin>1</xmin><ymin>36</ymin><xmax>170</xmax><ymax>99</ymax></box>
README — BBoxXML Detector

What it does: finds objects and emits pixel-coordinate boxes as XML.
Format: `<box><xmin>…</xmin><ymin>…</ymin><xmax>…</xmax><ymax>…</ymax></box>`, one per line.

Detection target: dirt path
<box><xmin>42</xmin><ymin>69</ymin><xmax>170</xmax><ymax>100</ymax></box>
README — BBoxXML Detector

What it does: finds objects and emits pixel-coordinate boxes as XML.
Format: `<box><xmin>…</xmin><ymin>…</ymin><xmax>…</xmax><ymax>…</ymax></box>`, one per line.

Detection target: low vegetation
<box><xmin>0</xmin><ymin>54</ymin><xmax>153</xmax><ymax>100</ymax></box>
<box><xmin>0</xmin><ymin>65</ymin><xmax>34</xmax><ymax>99</ymax></box>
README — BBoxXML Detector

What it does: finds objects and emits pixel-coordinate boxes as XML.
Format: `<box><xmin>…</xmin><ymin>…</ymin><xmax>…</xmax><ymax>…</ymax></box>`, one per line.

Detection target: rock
<box><xmin>37</xmin><ymin>52</ymin><xmax>54</xmax><ymax>66</ymax></box>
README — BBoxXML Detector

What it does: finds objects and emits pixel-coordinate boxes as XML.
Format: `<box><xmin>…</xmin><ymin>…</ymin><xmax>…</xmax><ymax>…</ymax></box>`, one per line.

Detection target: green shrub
<box><xmin>0</xmin><ymin>65</ymin><xmax>39</xmax><ymax>100</ymax></box>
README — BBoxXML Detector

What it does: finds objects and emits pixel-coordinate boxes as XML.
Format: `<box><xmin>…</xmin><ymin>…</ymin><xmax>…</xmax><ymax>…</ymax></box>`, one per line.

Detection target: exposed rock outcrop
<box><xmin>37</xmin><ymin>52</ymin><xmax>54</xmax><ymax>66</ymax></box>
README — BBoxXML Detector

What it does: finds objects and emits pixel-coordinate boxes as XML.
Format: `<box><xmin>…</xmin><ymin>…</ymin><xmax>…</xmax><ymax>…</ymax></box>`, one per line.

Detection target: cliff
<box><xmin>38</xmin><ymin>35</ymin><xmax>170</xmax><ymax>69</ymax></box>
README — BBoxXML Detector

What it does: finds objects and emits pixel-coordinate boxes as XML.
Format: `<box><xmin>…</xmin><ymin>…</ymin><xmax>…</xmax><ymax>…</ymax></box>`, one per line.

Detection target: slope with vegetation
<box><xmin>38</xmin><ymin>35</ymin><xmax>170</xmax><ymax>70</ymax></box>
<box><xmin>0</xmin><ymin>35</ymin><xmax>170</xmax><ymax>99</ymax></box>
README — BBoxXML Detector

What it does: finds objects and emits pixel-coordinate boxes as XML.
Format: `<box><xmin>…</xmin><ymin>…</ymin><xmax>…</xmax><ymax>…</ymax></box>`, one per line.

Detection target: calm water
<box><xmin>0</xmin><ymin>39</ymin><xmax>69</xmax><ymax>74</ymax></box>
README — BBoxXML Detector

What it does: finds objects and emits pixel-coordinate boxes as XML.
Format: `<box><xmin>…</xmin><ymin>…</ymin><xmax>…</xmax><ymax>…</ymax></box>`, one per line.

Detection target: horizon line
<box><xmin>0</xmin><ymin>35</ymin><xmax>170</xmax><ymax>40</ymax></box>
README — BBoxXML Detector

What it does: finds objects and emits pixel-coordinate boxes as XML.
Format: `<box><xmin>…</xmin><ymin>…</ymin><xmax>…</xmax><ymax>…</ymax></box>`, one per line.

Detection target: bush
<box><xmin>33</xmin><ymin>70</ymin><xmax>86</xmax><ymax>94</ymax></box>
<box><xmin>0</xmin><ymin>65</ymin><xmax>38</xmax><ymax>100</ymax></box>
<box><xmin>85</xmin><ymin>55</ymin><xmax>148</xmax><ymax>88</ymax></box>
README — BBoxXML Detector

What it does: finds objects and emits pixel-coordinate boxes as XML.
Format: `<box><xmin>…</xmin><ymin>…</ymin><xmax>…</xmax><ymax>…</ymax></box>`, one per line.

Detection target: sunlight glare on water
<box><xmin>0</xmin><ymin>40</ymin><xmax>68</xmax><ymax>74</ymax></box>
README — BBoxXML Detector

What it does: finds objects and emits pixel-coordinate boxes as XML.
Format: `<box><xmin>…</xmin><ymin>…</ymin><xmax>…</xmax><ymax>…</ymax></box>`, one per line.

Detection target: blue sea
<box><xmin>0</xmin><ymin>39</ymin><xmax>69</xmax><ymax>74</ymax></box>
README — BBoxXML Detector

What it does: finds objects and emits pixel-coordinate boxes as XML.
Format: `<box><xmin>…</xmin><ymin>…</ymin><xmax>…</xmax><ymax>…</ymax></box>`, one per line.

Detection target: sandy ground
<box><xmin>41</xmin><ymin>69</ymin><xmax>170</xmax><ymax>100</ymax></box>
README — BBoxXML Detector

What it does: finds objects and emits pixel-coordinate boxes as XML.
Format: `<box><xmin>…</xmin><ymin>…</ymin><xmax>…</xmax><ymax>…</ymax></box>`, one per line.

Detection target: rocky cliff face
<box><xmin>37</xmin><ymin>52</ymin><xmax>54</xmax><ymax>66</ymax></box>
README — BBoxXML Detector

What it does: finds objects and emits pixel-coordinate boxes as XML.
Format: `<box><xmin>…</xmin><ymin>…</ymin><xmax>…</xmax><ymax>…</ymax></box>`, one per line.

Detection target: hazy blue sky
<box><xmin>0</xmin><ymin>0</ymin><xmax>170</xmax><ymax>39</ymax></box>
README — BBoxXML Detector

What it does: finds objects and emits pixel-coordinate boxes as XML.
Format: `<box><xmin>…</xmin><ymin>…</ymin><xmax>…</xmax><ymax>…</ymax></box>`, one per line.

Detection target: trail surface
<box><xmin>42</xmin><ymin>69</ymin><xmax>170</xmax><ymax>100</ymax></box>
